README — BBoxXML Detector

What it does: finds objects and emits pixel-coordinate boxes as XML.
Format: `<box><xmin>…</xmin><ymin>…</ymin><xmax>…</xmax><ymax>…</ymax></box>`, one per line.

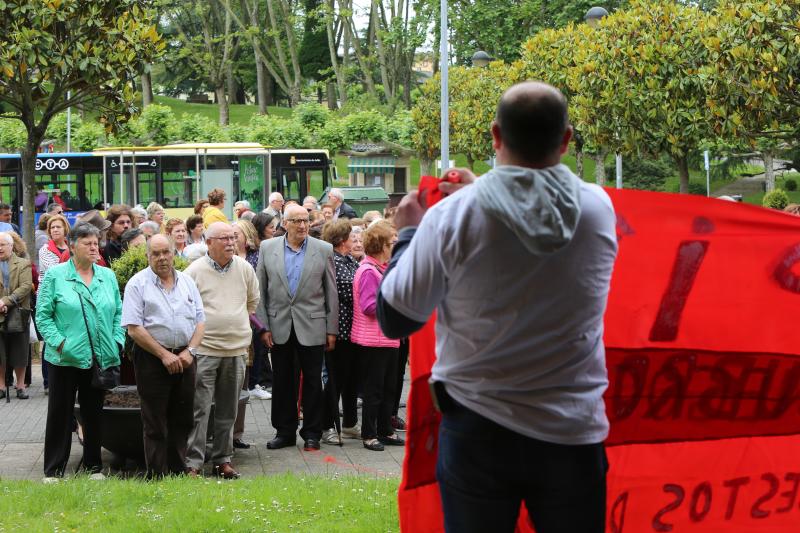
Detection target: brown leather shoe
<box><xmin>185</xmin><ymin>467</ymin><xmax>201</xmax><ymax>478</ymax></box>
<box><xmin>213</xmin><ymin>462</ymin><xmax>240</xmax><ymax>479</ymax></box>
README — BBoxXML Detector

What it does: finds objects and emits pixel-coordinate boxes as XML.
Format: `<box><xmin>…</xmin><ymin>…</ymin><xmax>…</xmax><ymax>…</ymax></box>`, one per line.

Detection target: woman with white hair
<box><xmin>0</xmin><ymin>231</ymin><xmax>33</xmax><ymax>400</ymax></box>
<box><xmin>146</xmin><ymin>202</ymin><xmax>165</xmax><ymax>230</ymax></box>
<box><xmin>130</xmin><ymin>205</ymin><xmax>147</xmax><ymax>227</ymax></box>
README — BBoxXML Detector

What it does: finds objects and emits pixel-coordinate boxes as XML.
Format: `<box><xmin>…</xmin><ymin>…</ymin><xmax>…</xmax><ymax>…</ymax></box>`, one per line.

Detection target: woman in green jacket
<box><xmin>37</xmin><ymin>222</ymin><xmax>124</xmax><ymax>480</ymax></box>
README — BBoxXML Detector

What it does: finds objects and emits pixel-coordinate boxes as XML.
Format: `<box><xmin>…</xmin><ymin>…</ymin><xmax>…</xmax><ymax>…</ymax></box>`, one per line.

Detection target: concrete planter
<box><xmin>74</xmin><ymin>386</ymin><xmax>250</xmax><ymax>466</ymax></box>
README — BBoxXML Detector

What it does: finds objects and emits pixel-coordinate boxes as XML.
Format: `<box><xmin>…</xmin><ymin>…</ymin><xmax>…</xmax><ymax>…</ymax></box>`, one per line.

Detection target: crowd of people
<box><xmin>1</xmin><ymin>185</ymin><xmax>408</xmax><ymax>480</ymax></box>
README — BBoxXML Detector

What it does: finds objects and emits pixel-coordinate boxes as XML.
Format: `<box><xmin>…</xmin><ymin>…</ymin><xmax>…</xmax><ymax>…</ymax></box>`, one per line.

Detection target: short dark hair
<box><xmin>495</xmin><ymin>81</ymin><xmax>569</xmax><ymax>164</ymax></box>
<box><xmin>0</xmin><ymin>203</ymin><xmax>11</xmax><ymax>211</ymax></box>
<box><xmin>251</xmin><ymin>212</ymin><xmax>276</xmax><ymax>240</ymax></box>
<box><xmin>70</xmin><ymin>222</ymin><xmax>100</xmax><ymax>242</ymax></box>
<box><xmin>186</xmin><ymin>214</ymin><xmax>204</xmax><ymax>233</ymax></box>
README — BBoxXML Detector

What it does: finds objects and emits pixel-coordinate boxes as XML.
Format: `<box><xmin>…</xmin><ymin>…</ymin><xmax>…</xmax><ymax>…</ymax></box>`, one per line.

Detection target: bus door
<box><xmin>280</xmin><ymin>168</ymin><xmax>302</xmax><ymax>201</ymax></box>
<box><xmin>0</xmin><ymin>156</ymin><xmax>20</xmax><ymax>220</ymax></box>
<box><xmin>106</xmin><ymin>155</ymin><xmax>158</xmax><ymax>207</ymax></box>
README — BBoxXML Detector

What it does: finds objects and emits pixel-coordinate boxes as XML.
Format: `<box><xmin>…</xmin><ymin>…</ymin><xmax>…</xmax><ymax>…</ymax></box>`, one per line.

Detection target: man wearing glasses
<box><xmin>255</xmin><ymin>204</ymin><xmax>338</xmax><ymax>451</ymax></box>
<box><xmin>183</xmin><ymin>222</ymin><xmax>260</xmax><ymax>478</ymax></box>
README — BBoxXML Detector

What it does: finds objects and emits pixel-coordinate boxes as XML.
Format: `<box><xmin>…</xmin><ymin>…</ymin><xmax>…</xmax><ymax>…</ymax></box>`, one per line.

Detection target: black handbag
<box><xmin>2</xmin><ymin>304</ymin><xmax>30</xmax><ymax>333</ymax></box>
<box><xmin>77</xmin><ymin>292</ymin><xmax>120</xmax><ymax>391</ymax></box>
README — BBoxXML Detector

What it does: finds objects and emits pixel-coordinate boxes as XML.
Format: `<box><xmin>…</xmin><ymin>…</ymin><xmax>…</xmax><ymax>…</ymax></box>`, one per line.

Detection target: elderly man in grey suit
<box><xmin>256</xmin><ymin>204</ymin><xmax>338</xmax><ymax>451</ymax></box>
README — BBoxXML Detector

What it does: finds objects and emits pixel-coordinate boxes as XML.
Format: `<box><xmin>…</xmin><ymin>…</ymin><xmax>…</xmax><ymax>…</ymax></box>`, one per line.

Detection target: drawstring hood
<box><xmin>473</xmin><ymin>164</ymin><xmax>582</xmax><ymax>255</ymax></box>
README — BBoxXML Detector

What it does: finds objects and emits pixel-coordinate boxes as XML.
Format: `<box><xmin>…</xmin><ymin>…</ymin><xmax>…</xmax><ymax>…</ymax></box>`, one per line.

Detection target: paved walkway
<box><xmin>0</xmin><ymin>364</ymin><xmax>406</xmax><ymax>481</ymax></box>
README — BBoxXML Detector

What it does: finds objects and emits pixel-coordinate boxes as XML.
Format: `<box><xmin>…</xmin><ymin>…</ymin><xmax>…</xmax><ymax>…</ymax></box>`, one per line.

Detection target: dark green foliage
<box><xmin>783</xmin><ymin>178</ymin><xmax>797</xmax><ymax>191</ymax></box>
<box><xmin>605</xmin><ymin>156</ymin><xmax>674</xmax><ymax>191</ymax></box>
<box><xmin>298</xmin><ymin>0</ymin><xmax>331</xmax><ymax>80</ymax></box>
<box><xmin>687</xmin><ymin>182</ymin><xmax>707</xmax><ymax>195</ymax></box>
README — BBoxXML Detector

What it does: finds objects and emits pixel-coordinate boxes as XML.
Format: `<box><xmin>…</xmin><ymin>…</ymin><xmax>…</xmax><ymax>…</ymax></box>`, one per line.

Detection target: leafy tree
<box><xmin>568</xmin><ymin>1</ymin><xmax>714</xmax><ymax>193</ymax></box>
<box><xmin>165</xmin><ymin>0</ymin><xmax>236</xmax><ymax>124</ymax></box>
<box><xmin>703</xmin><ymin>0</ymin><xmax>800</xmax><ymax>191</ymax></box>
<box><xmin>0</xmin><ymin>0</ymin><xmax>163</xmax><ymax>250</ymax></box>
<box><xmin>411</xmin><ymin>72</ymin><xmax>441</xmax><ymax>174</ymax></box>
<box><xmin>449</xmin><ymin>62</ymin><xmax>511</xmax><ymax>169</ymax></box>
<box><xmin>223</xmin><ymin>0</ymin><xmax>304</xmax><ymax>106</ymax></box>
<box><xmin>299</xmin><ymin>0</ymin><xmax>332</xmax><ymax>81</ymax></box>
<box><xmin>386</xmin><ymin>109</ymin><xmax>415</xmax><ymax>147</ymax></box>
<box><xmin>73</xmin><ymin>122</ymin><xmax>107</xmax><ymax>152</ymax></box>
<box><xmin>449</xmin><ymin>0</ymin><xmax>627</xmax><ymax>64</ymax></box>
<box><xmin>46</xmin><ymin>112</ymin><xmax>83</xmax><ymax>148</ymax></box>
<box><xmin>518</xmin><ymin>25</ymin><xmax>595</xmax><ymax>180</ymax></box>
<box><xmin>0</xmin><ymin>119</ymin><xmax>26</xmax><ymax>152</ymax></box>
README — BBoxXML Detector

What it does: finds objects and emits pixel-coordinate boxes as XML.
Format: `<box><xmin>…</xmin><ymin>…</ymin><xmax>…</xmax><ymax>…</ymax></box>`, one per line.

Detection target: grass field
<box><xmin>153</xmin><ymin>96</ymin><xmax>293</xmax><ymax>123</ymax></box>
<box><xmin>0</xmin><ymin>474</ymin><xmax>400</xmax><ymax>532</ymax></box>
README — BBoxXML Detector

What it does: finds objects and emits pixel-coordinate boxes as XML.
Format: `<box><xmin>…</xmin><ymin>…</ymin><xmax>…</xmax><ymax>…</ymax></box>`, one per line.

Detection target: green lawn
<box><xmin>153</xmin><ymin>96</ymin><xmax>293</xmax><ymax>124</ymax></box>
<box><xmin>0</xmin><ymin>474</ymin><xmax>399</xmax><ymax>532</ymax></box>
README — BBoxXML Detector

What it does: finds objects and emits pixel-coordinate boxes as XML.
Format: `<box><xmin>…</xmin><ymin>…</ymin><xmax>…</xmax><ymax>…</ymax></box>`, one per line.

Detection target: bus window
<box><xmin>137</xmin><ymin>172</ymin><xmax>157</xmax><ymax>206</ymax></box>
<box><xmin>85</xmin><ymin>172</ymin><xmax>104</xmax><ymax>210</ymax></box>
<box><xmin>305</xmin><ymin>169</ymin><xmax>324</xmax><ymax>199</ymax></box>
<box><xmin>36</xmin><ymin>174</ymin><xmax>80</xmax><ymax>210</ymax></box>
<box><xmin>162</xmin><ymin>171</ymin><xmax>196</xmax><ymax>208</ymax></box>
<box><xmin>282</xmin><ymin>170</ymin><xmax>300</xmax><ymax>200</ymax></box>
<box><xmin>0</xmin><ymin>175</ymin><xmax>16</xmax><ymax>209</ymax></box>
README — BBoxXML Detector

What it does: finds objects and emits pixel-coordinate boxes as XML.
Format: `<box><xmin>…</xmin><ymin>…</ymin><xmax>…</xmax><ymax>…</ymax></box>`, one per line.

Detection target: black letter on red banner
<box><xmin>773</xmin><ymin>243</ymin><xmax>800</xmax><ymax>293</ymax></box>
<box><xmin>652</xmin><ymin>484</ymin><xmax>685</xmax><ymax>532</ymax></box>
<box><xmin>649</xmin><ymin>241</ymin><xmax>709</xmax><ymax>342</ymax></box>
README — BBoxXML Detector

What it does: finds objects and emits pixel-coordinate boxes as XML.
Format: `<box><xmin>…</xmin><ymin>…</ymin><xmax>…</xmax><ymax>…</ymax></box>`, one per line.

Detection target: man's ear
<box><xmin>559</xmin><ymin>125</ymin><xmax>573</xmax><ymax>155</ymax></box>
<box><xmin>491</xmin><ymin>121</ymin><xmax>502</xmax><ymax>152</ymax></box>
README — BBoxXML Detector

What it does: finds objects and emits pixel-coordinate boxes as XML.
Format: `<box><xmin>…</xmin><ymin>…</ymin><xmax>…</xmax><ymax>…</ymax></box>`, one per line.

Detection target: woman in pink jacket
<box><xmin>350</xmin><ymin>221</ymin><xmax>405</xmax><ymax>451</ymax></box>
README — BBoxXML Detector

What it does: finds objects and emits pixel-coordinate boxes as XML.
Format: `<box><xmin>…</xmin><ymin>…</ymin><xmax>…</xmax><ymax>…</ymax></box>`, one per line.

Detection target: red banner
<box><xmin>398</xmin><ymin>189</ymin><xmax>800</xmax><ymax>532</ymax></box>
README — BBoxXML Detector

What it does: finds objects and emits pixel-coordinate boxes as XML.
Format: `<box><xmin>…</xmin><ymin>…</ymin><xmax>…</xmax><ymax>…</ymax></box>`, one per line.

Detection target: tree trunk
<box><xmin>21</xmin><ymin>142</ymin><xmax>38</xmax><ymax>254</ymax></box>
<box><xmin>248</xmin><ymin>0</ymin><xmax>268</xmax><ymax>115</ymax></box>
<box><xmin>676</xmin><ymin>154</ymin><xmax>690</xmax><ymax>194</ymax></box>
<box><xmin>594</xmin><ymin>152</ymin><xmax>606</xmax><ymax>186</ymax></box>
<box><xmin>403</xmin><ymin>61</ymin><xmax>412</xmax><ymax>109</ymax></box>
<box><xmin>290</xmin><ymin>84</ymin><xmax>301</xmax><ymax>107</ymax></box>
<box><xmin>420</xmin><ymin>157</ymin><xmax>433</xmax><ymax>177</ymax></box>
<box><xmin>326</xmin><ymin>81</ymin><xmax>337</xmax><ymax>110</ymax></box>
<box><xmin>226</xmin><ymin>62</ymin><xmax>239</xmax><ymax>105</ymax></box>
<box><xmin>264</xmin><ymin>72</ymin><xmax>274</xmax><ymax>106</ymax></box>
<box><xmin>141</xmin><ymin>70</ymin><xmax>154</xmax><ymax>107</ymax></box>
<box><xmin>763</xmin><ymin>151</ymin><xmax>775</xmax><ymax>192</ymax></box>
<box><xmin>574</xmin><ymin>134</ymin><xmax>584</xmax><ymax>180</ymax></box>
<box><xmin>466</xmin><ymin>154</ymin><xmax>475</xmax><ymax>171</ymax></box>
<box><xmin>215</xmin><ymin>86</ymin><xmax>229</xmax><ymax>125</ymax></box>
<box><xmin>256</xmin><ymin>58</ymin><xmax>268</xmax><ymax>114</ymax></box>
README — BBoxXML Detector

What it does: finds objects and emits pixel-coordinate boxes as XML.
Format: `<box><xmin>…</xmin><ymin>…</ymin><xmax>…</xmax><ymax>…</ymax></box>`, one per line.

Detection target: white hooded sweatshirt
<box><xmin>382</xmin><ymin>164</ymin><xmax>618</xmax><ymax>444</ymax></box>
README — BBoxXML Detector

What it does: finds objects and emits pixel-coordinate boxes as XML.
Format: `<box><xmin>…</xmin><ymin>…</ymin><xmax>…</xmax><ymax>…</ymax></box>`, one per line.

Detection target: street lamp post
<box><xmin>66</xmin><ymin>90</ymin><xmax>71</xmax><ymax>153</ymax></box>
<box><xmin>440</xmin><ymin>0</ymin><xmax>449</xmax><ymax>175</ymax></box>
<box><xmin>585</xmin><ymin>6</ymin><xmax>622</xmax><ymax>189</ymax></box>
<box><xmin>471</xmin><ymin>50</ymin><xmax>495</xmax><ymax>168</ymax></box>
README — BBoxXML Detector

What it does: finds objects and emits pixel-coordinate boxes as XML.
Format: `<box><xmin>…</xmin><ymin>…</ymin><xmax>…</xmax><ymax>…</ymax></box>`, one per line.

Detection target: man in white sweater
<box><xmin>184</xmin><ymin>222</ymin><xmax>260</xmax><ymax>479</ymax></box>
